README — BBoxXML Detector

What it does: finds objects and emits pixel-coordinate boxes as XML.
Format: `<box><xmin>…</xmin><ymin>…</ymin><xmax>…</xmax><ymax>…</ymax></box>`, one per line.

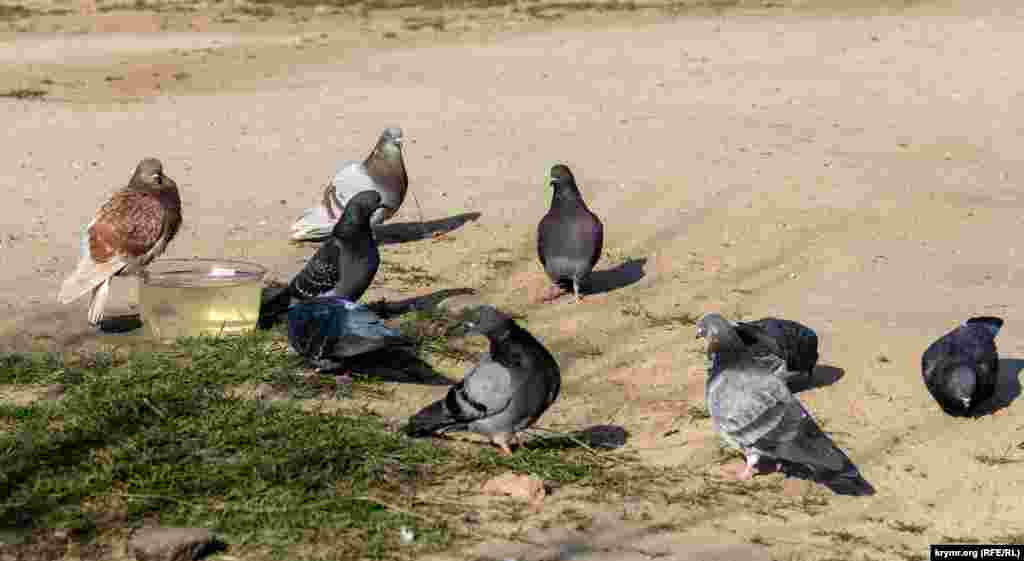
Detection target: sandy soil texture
<box><xmin>3</xmin><ymin>0</ymin><xmax>1024</xmax><ymax>558</ymax></box>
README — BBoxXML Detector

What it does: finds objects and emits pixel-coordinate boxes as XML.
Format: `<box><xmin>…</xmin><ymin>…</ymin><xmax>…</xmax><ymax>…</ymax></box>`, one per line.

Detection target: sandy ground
<box><xmin>3</xmin><ymin>0</ymin><xmax>1024</xmax><ymax>558</ymax></box>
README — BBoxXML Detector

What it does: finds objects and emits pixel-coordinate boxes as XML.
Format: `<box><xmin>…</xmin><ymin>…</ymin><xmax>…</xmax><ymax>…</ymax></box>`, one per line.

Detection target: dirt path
<box><xmin>3</xmin><ymin>0</ymin><xmax>1024</xmax><ymax>558</ymax></box>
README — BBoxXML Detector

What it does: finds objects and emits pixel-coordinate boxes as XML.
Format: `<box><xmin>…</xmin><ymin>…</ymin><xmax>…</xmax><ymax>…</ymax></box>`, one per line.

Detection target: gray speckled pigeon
<box><xmin>59</xmin><ymin>158</ymin><xmax>182</xmax><ymax>325</ymax></box>
<box><xmin>537</xmin><ymin>164</ymin><xmax>604</xmax><ymax>303</ymax></box>
<box><xmin>697</xmin><ymin>312</ymin><xmax>874</xmax><ymax>496</ymax></box>
<box><xmin>262</xmin><ymin>190</ymin><xmax>383</xmax><ymax>325</ymax></box>
<box><xmin>291</xmin><ymin>127</ymin><xmax>407</xmax><ymax>242</ymax></box>
<box><xmin>404</xmin><ymin>306</ymin><xmax>561</xmax><ymax>455</ymax></box>
<box><xmin>733</xmin><ymin>316</ymin><xmax>819</xmax><ymax>390</ymax></box>
<box><xmin>287</xmin><ymin>296</ymin><xmax>413</xmax><ymax>373</ymax></box>
<box><xmin>921</xmin><ymin>316</ymin><xmax>1003</xmax><ymax>417</ymax></box>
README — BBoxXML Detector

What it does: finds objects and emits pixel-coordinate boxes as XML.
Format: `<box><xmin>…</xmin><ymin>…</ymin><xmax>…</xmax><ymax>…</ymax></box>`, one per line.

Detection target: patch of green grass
<box><xmin>0</xmin><ymin>88</ymin><xmax>47</xmax><ymax>100</ymax></box>
<box><xmin>0</xmin><ymin>336</ymin><xmax>459</xmax><ymax>558</ymax></box>
<box><xmin>2</xmin><ymin>327</ymin><xmax>628</xmax><ymax>557</ymax></box>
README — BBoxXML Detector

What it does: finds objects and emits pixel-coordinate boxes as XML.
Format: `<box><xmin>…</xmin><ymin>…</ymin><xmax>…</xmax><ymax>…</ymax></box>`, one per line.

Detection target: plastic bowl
<box><xmin>139</xmin><ymin>258</ymin><xmax>267</xmax><ymax>341</ymax></box>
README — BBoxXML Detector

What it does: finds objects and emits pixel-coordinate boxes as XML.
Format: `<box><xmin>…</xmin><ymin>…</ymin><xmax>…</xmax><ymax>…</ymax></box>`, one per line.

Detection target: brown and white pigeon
<box><xmin>58</xmin><ymin>158</ymin><xmax>182</xmax><ymax>325</ymax></box>
<box><xmin>537</xmin><ymin>164</ymin><xmax>604</xmax><ymax>303</ymax></box>
<box><xmin>290</xmin><ymin>128</ymin><xmax>407</xmax><ymax>242</ymax></box>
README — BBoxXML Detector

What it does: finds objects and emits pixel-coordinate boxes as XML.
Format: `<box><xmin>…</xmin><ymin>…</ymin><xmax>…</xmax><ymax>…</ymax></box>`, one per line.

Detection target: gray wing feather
<box><xmin>454</xmin><ymin>359</ymin><xmax>514</xmax><ymax>420</ymax></box>
<box><xmin>709</xmin><ymin>366</ymin><xmax>792</xmax><ymax>447</ymax></box>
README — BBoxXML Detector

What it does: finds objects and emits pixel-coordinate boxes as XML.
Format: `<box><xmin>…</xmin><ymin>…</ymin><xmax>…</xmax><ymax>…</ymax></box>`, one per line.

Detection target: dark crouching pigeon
<box><xmin>291</xmin><ymin>127</ymin><xmax>408</xmax><ymax>242</ymax></box>
<box><xmin>404</xmin><ymin>306</ymin><xmax>561</xmax><ymax>455</ymax></box>
<box><xmin>287</xmin><ymin>297</ymin><xmax>413</xmax><ymax>373</ymax></box>
<box><xmin>697</xmin><ymin>312</ymin><xmax>875</xmax><ymax>496</ymax></box>
<box><xmin>921</xmin><ymin>316</ymin><xmax>1003</xmax><ymax>417</ymax></box>
<box><xmin>537</xmin><ymin>164</ymin><xmax>604</xmax><ymax>303</ymax></box>
<box><xmin>59</xmin><ymin>158</ymin><xmax>182</xmax><ymax>326</ymax></box>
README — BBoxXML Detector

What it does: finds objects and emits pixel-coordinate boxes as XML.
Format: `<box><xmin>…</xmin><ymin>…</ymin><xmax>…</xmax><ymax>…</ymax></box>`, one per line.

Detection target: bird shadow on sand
<box><xmin>96</xmin><ymin>314</ymin><xmax>144</xmax><ymax>334</ymax></box>
<box><xmin>367</xmin><ymin>287</ymin><xmax>477</xmax><ymax>318</ymax></box>
<box><xmin>524</xmin><ymin>424</ymin><xmax>630</xmax><ymax>451</ymax></box>
<box><xmin>788</xmin><ymin>364</ymin><xmax>845</xmax><ymax>394</ymax></box>
<box><xmin>972</xmin><ymin>358</ymin><xmax>1024</xmax><ymax>416</ymax></box>
<box><xmin>340</xmin><ymin>350</ymin><xmax>456</xmax><ymax>386</ymax></box>
<box><xmin>374</xmin><ymin>212</ymin><xmax>482</xmax><ymax>245</ymax></box>
<box><xmin>587</xmin><ymin>258</ymin><xmax>647</xmax><ymax>296</ymax></box>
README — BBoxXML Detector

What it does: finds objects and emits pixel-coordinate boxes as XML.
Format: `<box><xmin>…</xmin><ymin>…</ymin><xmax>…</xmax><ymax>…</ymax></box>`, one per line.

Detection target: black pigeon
<box><xmin>921</xmin><ymin>316</ymin><xmax>1003</xmax><ymax>417</ymax></box>
<box><xmin>537</xmin><ymin>164</ymin><xmax>604</xmax><ymax>303</ymax></box>
<box><xmin>404</xmin><ymin>306</ymin><xmax>561</xmax><ymax>455</ymax></box>
<box><xmin>261</xmin><ymin>190</ymin><xmax>383</xmax><ymax>326</ymax></box>
<box><xmin>733</xmin><ymin>317</ymin><xmax>819</xmax><ymax>390</ymax></box>
<box><xmin>698</xmin><ymin>313</ymin><xmax>875</xmax><ymax>496</ymax></box>
<box><xmin>287</xmin><ymin>297</ymin><xmax>413</xmax><ymax>373</ymax></box>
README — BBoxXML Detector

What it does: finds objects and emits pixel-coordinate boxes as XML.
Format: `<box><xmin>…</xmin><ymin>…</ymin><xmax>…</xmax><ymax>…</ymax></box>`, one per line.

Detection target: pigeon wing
<box><xmin>290</xmin><ymin>242</ymin><xmax>342</xmax><ymax>300</ymax></box>
<box><xmin>449</xmin><ymin>359</ymin><xmax>514</xmax><ymax>423</ymax></box>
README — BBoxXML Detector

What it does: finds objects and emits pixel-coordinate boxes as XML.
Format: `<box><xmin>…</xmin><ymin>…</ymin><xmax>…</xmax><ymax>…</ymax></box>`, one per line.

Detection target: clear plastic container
<box><xmin>139</xmin><ymin>258</ymin><xmax>267</xmax><ymax>341</ymax></box>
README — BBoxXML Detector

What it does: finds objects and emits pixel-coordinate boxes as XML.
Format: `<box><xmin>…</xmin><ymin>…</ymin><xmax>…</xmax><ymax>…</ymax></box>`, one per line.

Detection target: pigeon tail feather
<box><xmin>59</xmin><ymin>256</ymin><xmax>127</xmax><ymax>304</ymax></box>
<box><xmin>290</xmin><ymin>205</ymin><xmax>335</xmax><ymax>242</ymax></box>
<box><xmin>87</xmin><ymin>279</ymin><xmax>111</xmax><ymax>325</ymax></box>
<box><xmin>819</xmin><ymin>470</ymin><xmax>876</xmax><ymax>496</ymax></box>
<box><xmin>404</xmin><ymin>399</ymin><xmax>465</xmax><ymax>437</ymax></box>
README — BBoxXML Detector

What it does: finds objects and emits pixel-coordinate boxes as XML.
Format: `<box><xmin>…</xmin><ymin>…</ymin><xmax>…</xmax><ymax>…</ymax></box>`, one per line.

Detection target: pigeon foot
<box><xmin>540</xmin><ymin>285</ymin><xmax>566</xmax><ymax>302</ymax></box>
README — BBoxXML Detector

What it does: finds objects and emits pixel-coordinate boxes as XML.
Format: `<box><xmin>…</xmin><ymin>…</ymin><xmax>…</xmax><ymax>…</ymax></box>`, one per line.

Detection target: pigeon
<box><xmin>733</xmin><ymin>317</ymin><xmax>819</xmax><ymax>390</ymax></box>
<box><xmin>921</xmin><ymin>316</ymin><xmax>1003</xmax><ymax>417</ymax></box>
<box><xmin>697</xmin><ymin>312</ymin><xmax>875</xmax><ymax>496</ymax></box>
<box><xmin>537</xmin><ymin>164</ymin><xmax>604</xmax><ymax>303</ymax></box>
<box><xmin>290</xmin><ymin>127</ymin><xmax>407</xmax><ymax>242</ymax></box>
<box><xmin>261</xmin><ymin>190</ymin><xmax>384</xmax><ymax>325</ymax></box>
<box><xmin>287</xmin><ymin>296</ymin><xmax>413</xmax><ymax>373</ymax></box>
<box><xmin>404</xmin><ymin>306</ymin><xmax>561</xmax><ymax>455</ymax></box>
<box><xmin>58</xmin><ymin>158</ymin><xmax>182</xmax><ymax>325</ymax></box>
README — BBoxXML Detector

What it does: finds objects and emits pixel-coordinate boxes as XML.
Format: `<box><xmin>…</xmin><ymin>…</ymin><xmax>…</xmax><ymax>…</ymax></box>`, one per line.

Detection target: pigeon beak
<box><xmin>961</xmin><ymin>397</ymin><xmax>971</xmax><ymax>408</ymax></box>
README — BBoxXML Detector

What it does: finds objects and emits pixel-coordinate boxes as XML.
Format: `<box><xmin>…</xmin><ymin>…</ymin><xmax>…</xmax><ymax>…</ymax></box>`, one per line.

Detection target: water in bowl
<box><xmin>139</xmin><ymin>259</ymin><xmax>266</xmax><ymax>341</ymax></box>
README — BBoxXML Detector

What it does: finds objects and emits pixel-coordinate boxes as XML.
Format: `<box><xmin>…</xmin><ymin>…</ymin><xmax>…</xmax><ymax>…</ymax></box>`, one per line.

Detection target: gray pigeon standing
<box><xmin>59</xmin><ymin>158</ymin><xmax>182</xmax><ymax>326</ymax></box>
<box><xmin>291</xmin><ymin>127</ymin><xmax>408</xmax><ymax>242</ymax></box>
<box><xmin>261</xmin><ymin>190</ymin><xmax>384</xmax><ymax>326</ymax></box>
<box><xmin>404</xmin><ymin>306</ymin><xmax>561</xmax><ymax>455</ymax></box>
<box><xmin>537</xmin><ymin>164</ymin><xmax>604</xmax><ymax>303</ymax></box>
<box><xmin>697</xmin><ymin>312</ymin><xmax>875</xmax><ymax>496</ymax></box>
<box><xmin>921</xmin><ymin>316</ymin><xmax>1003</xmax><ymax>417</ymax></box>
<box><xmin>732</xmin><ymin>317</ymin><xmax>819</xmax><ymax>390</ymax></box>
